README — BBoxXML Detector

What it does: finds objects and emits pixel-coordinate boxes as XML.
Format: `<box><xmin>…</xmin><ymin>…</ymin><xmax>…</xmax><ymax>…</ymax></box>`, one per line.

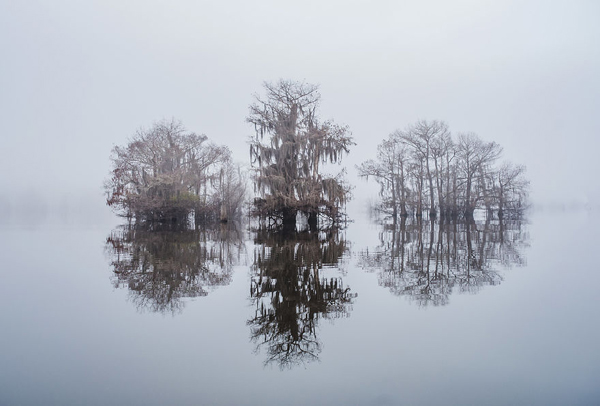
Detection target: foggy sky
<box><xmin>1</xmin><ymin>0</ymin><xmax>599</xmax><ymax>215</ymax></box>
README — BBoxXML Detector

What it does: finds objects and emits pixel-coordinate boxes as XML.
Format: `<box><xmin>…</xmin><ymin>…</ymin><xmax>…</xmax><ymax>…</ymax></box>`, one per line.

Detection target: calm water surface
<box><xmin>1</xmin><ymin>208</ymin><xmax>599</xmax><ymax>405</ymax></box>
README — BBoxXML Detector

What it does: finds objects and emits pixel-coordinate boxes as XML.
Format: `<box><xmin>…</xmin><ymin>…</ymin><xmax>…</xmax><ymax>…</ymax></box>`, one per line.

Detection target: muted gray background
<box><xmin>1</xmin><ymin>0</ymin><xmax>598</xmax><ymax>219</ymax></box>
<box><xmin>1</xmin><ymin>3</ymin><xmax>600</xmax><ymax>404</ymax></box>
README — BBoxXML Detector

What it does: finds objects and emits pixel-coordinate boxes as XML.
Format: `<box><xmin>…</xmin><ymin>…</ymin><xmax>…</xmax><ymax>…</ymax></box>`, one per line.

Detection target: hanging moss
<box><xmin>247</xmin><ymin>80</ymin><xmax>355</xmax><ymax>228</ymax></box>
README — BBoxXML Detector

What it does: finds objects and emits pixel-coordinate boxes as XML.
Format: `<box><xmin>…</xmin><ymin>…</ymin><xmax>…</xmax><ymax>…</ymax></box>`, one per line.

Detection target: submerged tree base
<box><xmin>253</xmin><ymin>208</ymin><xmax>348</xmax><ymax>234</ymax></box>
<box><xmin>369</xmin><ymin>200</ymin><xmax>527</xmax><ymax>224</ymax></box>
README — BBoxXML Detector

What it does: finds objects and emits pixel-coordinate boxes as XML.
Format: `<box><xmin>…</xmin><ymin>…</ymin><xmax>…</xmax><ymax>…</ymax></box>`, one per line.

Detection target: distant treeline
<box><xmin>358</xmin><ymin>120</ymin><xmax>529</xmax><ymax>220</ymax></box>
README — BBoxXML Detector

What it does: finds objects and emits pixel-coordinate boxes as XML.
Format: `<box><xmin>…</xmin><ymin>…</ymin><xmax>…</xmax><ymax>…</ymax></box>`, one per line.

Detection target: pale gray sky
<box><xmin>1</xmin><ymin>0</ymin><xmax>599</xmax><ymax>213</ymax></box>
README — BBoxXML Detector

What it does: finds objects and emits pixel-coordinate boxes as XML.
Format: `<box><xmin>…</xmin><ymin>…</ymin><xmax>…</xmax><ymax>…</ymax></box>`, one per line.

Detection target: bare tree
<box><xmin>456</xmin><ymin>132</ymin><xmax>502</xmax><ymax>218</ymax></box>
<box><xmin>248</xmin><ymin>80</ymin><xmax>354</xmax><ymax>231</ymax></box>
<box><xmin>398</xmin><ymin>120</ymin><xmax>450</xmax><ymax>217</ymax></box>
<box><xmin>494</xmin><ymin>162</ymin><xmax>529</xmax><ymax>218</ymax></box>
<box><xmin>357</xmin><ymin>133</ymin><xmax>410</xmax><ymax>217</ymax></box>
<box><xmin>430</xmin><ymin>127</ymin><xmax>455</xmax><ymax>217</ymax></box>
<box><xmin>359</xmin><ymin>120</ymin><xmax>527</xmax><ymax>220</ymax></box>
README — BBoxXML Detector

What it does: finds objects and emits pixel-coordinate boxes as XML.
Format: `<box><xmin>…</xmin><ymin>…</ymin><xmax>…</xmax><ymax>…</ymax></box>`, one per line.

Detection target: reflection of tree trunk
<box><xmin>446</xmin><ymin>222</ymin><xmax>452</xmax><ymax>277</ymax></box>
<box><xmin>451</xmin><ymin>221</ymin><xmax>459</xmax><ymax>278</ymax></box>
<box><xmin>400</xmin><ymin>216</ymin><xmax>406</xmax><ymax>272</ymax></box>
<box><xmin>365</xmin><ymin>214</ymin><xmax>529</xmax><ymax>307</ymax></box>
<box><xmin>477</xmin><ymin>217</ymin><xmax>490</xmax><ymax>270</ymax></box>
<box><xmin>417</xmin><ymin>217</ymin><xmax>424</xmax><ymax>273</ymax></box>
<box><xmin>466</xmin><ymin>222</ymin><xmax>472</xmax><ymax>277</ymax></box>
<box><xmin>427</xmin><ymin>219</ymin><xmax>434</xmax><ymax>275</ymax></box>
<box><xmin>435</xmin><ymin>220</ymin><xmax>443</xmax><ymax>276</ymax></box>
<box><xmin>391</xmin><ymin>217</ymin><xmax>397</xmax><ymax>271</ymax></box>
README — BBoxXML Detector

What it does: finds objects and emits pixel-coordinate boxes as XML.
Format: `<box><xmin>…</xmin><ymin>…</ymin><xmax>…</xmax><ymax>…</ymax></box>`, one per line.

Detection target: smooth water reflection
<box><xmin>105</xmin><ymin>223</ymin><xmax>245</xmax><ymax>314</ymax></box>
<box><xmin>359</xmin><ymin>217</ymin><xmax>529</xmax><ymax>306</ymax></box>
<box><xmin>3</xmin><ymin>210</ymin><xmax>599</xmax><ymax>405</ymax></box>
<box><xmin>248</xmin><ymin>229</ymin><xmax>356</xmax><ymax>368</ymax></box>
<box><xmin>105</xmin><ymin>216</ymin><xmax>529</xmax><ymax>367</ymax></box>
<box><xmin>106</xmin><ymin>223</ymin><xmax>356</xmax><ymax>368</ymax></box>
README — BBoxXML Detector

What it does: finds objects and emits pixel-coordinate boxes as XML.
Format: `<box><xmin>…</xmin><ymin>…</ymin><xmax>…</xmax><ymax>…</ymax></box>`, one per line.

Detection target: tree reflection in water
<box><xmin>105</xmin><ymin>222</ymin><xmax>245</xmax><ymax>314</ymax></box>
<box><xmin>248</xmin><ymin>228</ymin><xmax>356</xmax><ymax>368</ymax></box>
<box><xmin>358</xmin><ymin>216</ymin><xmax>529</xmax><ymax>306</ymax></box>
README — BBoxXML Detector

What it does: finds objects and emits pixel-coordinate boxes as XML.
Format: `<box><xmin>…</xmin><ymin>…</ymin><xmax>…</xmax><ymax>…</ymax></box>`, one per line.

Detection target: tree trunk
<box><xmin>282</xmin><ymin>208</ymin><xmax>297</xmax><ymax>232</ymax></box>
<box><xmin>498</xmin><ymin>185</ymin><xmax>504</xmax><ymax>219</ymax></box>
<box><xmin>307</xmin><ymin>211</ymin><xmax>318</xmax><ymax>231</ymax></box>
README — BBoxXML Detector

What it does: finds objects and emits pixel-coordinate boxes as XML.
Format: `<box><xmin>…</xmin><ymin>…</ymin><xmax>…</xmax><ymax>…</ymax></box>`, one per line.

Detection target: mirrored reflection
<box><xmin>105</xmin><ymin>222</ymin><xmax>245</xmax><ymax>314</ymax></box>
<box><xmin>358</xmin><ymin>217</ymin><xmax>529</xmax><ymax>306</ymax></box>
<box><xmin>248</xmin><ymin>228</ymin><xmax>356</xmax><ymax>368</ymax></box>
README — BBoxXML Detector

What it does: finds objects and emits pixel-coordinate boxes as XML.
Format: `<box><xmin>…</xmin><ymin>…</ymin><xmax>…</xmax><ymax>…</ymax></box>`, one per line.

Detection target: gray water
<box><xmin>1</xmin><ymin>207</ymin><xmax>599</xmax><ymax>406</ymax></box>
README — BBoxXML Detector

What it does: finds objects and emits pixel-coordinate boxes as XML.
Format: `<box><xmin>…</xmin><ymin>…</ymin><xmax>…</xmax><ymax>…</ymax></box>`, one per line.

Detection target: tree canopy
<box><xmin>358</xmin><ymin>120</ymin><xmax>528</xmax><ymax>220</ymax></box>
<box><xmin>105</xmin><ymin>96</ymin><xmax>529</xmax><ymax>228</ymax></box>
<box><xmin>105</xmin><ymin>119</ymin><xmax>245</xmax><ymax>224</ymax></box>
<box><xmin>247</xmin><ymin>80</ymin><xmax>354</xmax><ymax>230</ymax></box>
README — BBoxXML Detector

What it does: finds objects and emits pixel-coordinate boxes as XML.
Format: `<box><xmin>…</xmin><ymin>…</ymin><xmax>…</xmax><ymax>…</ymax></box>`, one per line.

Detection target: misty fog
<box><xmin>1</xmin><ymin>0</ymin><xmax>599</xmax><ymax>223</ymax></box>
<box><xmin>2</xmin><ymin>3</ymin><xmax>600</xmax><ymax>405</ymax></box>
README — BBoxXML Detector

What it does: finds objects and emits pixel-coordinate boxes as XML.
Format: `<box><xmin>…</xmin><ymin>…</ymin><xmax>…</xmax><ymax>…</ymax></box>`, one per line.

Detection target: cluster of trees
<box><xmin>358</xmin><ymin>120</ymin><xmax>529</xmax><ymax>220</ymax></box>
<box><xmin>101</xmin><ymin>85</ymin><xmax>531</xmax><ymax>366</ymax></box>
<box><xmin>358</xmin><ymin>216</ymin><xmax>528</xmax><ymax>306</ymax></box>
<box><xmin>105</xmin><ymin>82</ymin><xmax>529</xmax><ymax>231</ymax></box>
<box><xmin>105</xmin><ymin>119</ymin><xmax>246</xmax><ymax>224</ymax></box>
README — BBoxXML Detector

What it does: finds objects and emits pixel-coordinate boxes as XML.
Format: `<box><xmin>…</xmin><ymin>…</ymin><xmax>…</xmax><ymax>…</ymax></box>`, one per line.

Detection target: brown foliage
<box><xmin>105</xmin><ymin>119</ymin><xmax>245</xmax><ymax>223</ymax></box>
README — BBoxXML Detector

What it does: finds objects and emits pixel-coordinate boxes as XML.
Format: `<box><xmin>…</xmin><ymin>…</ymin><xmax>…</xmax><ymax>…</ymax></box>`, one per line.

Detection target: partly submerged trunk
<box><xmin>282</xmin><ymin>207</ymin><xmax>297</xmax><ymax>232</ymax></box>
<box><xmin>498</xmin><ymin>184</ymin><xmax>505</xmax><ymax>219</ymax></box>
<box><xmin>307</xmin><ymin>210</ymin><xmax>318</xmax><ymax>231</ymax></box>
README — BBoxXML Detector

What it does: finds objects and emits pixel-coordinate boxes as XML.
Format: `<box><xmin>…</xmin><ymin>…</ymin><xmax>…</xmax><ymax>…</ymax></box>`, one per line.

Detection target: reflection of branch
<box><xmin>248</xmin><ymin>229</ymin><xmax>356</xmax><ymax>368</ymax></box>
<box><xmin>248</xmin><ymin>305</ymin><xmax>321</xmax><ymax>368</ymax></box>
<box><xmin>358</xmin><ymin>217</ymin><xmax>528</xmax><ymax>307</ymax></box>
<box><xmin>105</xmin><ymin>223</ymin><xmax>245</xmax><ymax>314</ymax></box>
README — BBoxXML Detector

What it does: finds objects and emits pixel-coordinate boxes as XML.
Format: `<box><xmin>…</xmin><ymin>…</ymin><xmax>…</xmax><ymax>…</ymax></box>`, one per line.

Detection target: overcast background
<box><xmin>1</xmin><ymin>0</ymin><xmax>599</xmax><ymax>221</ymax></box>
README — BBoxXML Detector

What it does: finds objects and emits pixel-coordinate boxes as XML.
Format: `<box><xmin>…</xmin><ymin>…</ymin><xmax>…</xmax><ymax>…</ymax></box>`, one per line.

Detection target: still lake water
<box><xmin>1</xmin><ymin>206</ymin><xmax>599</xmax><ymax>406</ymax></box>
